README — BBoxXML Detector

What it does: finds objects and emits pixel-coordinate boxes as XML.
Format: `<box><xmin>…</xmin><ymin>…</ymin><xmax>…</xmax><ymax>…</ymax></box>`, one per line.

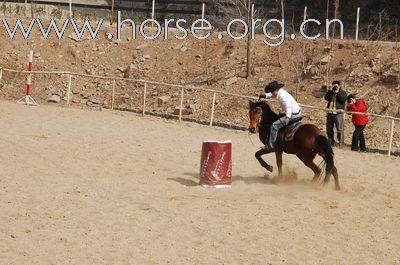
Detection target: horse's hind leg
<box><xmin>311</xmin><ymin>161</ymin><xmax>323</xmax><ymax>182</ymax></box>
<box><xmin>255</xmin><ymin>149</ymin><xmax>273</xmax><ymax>172</ymax></box>
<box><xmin>332</xmin><ymin>166</ymin><xmax>340</xmax><ymax>190</ymax></box>
<box><xmin>299</xmin><ymin>156</ymin><xmax>321</xmax><ymax>182</ymax></box>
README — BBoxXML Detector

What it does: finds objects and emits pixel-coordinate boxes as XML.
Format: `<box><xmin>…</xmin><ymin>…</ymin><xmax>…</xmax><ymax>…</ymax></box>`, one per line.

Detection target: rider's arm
<box><xmin>324</xmin><ymin>91</ymin><xmax>333</xmax><ymax>101</ymax></box>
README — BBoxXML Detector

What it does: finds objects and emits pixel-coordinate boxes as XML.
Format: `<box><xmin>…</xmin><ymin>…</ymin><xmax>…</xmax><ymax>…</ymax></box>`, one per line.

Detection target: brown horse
<box><xmin>248</xmin><ymin>100</ymin><xmax>340</xmax><ymax>190</ymax></box>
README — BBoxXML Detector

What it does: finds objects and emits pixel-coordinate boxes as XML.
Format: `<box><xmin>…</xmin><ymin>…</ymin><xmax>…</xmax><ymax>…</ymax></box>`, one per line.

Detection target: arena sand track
<box><xmin>0</xmin><ymin>100</ymin><xmax>399</xmax><ymax>265</ymax></box>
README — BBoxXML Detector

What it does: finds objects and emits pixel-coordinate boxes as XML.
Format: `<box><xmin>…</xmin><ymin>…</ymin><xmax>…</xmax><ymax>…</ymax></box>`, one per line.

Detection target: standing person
<box><xmin>324</xmin><ymin>80</ymin><xmax>347</xmax><ymax>146</ymax></box>
<box><xmin>260</xmin><ymin>81</ymin><xmax>301</xmax><ymax>152</ymax></box>
<box><xmin>346</xmin><ymin>94</ymin><xmax>368</xmax><ymax>152</ymax></box>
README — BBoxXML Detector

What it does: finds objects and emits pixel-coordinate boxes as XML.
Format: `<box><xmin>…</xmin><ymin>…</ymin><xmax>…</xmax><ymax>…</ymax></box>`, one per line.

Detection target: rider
<box><xmin>260</xmin><ymin>81</ymin><xmax>302</xmax><ymax>151</ymax></box>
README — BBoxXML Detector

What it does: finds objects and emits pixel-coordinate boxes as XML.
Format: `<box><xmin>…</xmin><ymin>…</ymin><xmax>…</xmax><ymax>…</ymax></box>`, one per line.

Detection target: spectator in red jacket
<box><xmin>346</xmin><ymin>94</ymin><xmax>368</xmax><ymax>152</ymax></box>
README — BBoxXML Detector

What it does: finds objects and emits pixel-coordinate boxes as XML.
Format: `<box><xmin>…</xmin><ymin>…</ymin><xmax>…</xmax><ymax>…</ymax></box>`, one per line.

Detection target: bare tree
<box><xmin>30</xmin><ymin>0</ymin><xmax>34</xmax><ymax>18</ymax></box>
<box><xmin>217</xmin><ymin>0</ymin><xmax>256</xmax><ymax>78</ymax></box>
<box><xmin>246</xmin><ymin>0</ymin><xmax>251</xmax><ymax>78</ymax></box>
<box><xmin>277</xmin><ymin>0</ymin><xmax>284</xmax><ymax>68</ymax></box>
<box><xmin>325</xmin><ymin>0</ymin><xmax>329</xmax><ymax>41</ymax></box>
<box><xmin>110</xmin><ymin>0</ymin><xmax>115</xmax><ymax>25</ymax></box>
<box><xmin>396</xmin><ymin>19</ymin><xmax>400</xmax><ymax>90</ymax></box>
<box><xmin>204</xmin><ymin>36</ymin><xmax>211</xmax><ymax>85</ymax></box>
<box><xmin>333</xmin><ymin>0</ymin><xmax>339</xmax><ymax>39</ymax></box>
<box><xmin>288</xmin><ymin>41</ymin><xmax>314</xmax><ymax>100</ymax></box>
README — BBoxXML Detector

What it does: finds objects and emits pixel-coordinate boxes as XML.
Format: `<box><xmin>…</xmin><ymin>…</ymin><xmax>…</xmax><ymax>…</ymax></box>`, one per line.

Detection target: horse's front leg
<box><xmin>275</xmin><ymin>149</ymin><xmax>283</xmax><ymax>178</ymax></box>
<box><xmin>255</xmin><ymin>148</ymin><xmax>274</xmax><ymax>172</ymax></box>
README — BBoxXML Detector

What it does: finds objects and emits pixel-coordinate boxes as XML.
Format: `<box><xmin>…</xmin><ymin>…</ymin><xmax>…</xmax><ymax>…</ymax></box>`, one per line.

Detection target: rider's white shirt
<box><xmin>265</xmin><ymin>88</ymin><xmax>301</xmax><ymax>118</ymax></box>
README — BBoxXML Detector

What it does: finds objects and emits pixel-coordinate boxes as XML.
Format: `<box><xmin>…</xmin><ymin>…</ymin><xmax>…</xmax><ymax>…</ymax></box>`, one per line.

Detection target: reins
<box><xmin>247</xmin><ymin>132</ymin><xmax>257</xmax><ymax>147</ymax></box>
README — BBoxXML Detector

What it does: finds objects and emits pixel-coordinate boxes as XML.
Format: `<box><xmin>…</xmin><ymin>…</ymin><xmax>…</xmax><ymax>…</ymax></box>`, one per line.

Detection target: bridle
<box><xmin>249</xmin><ymin>104</ymin><xmax>263</xmax><ymax>133</ymax></box>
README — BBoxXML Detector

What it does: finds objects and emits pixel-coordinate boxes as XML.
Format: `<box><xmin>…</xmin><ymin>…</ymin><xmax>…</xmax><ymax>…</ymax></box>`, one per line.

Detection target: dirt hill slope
<box><xmin>0</xmin><ymin>20</ymin><xmax>399</xmax><ymax>151</ymax></box>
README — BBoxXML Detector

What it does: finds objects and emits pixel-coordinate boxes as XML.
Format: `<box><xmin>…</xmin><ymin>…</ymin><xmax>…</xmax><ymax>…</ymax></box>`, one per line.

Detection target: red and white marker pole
<box><xmin>17</xmin><ymin>50</ymin><xmax>38</xmax><ymax>106</ymax></box>
<box><xmin>26</xmin><ymin>51</ymin><xmax>33</xmax><ymax>95</ymax></box>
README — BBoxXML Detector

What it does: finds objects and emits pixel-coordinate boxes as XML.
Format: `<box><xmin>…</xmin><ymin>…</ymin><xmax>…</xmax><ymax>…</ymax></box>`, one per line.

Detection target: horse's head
<box><xmin>248</xmin><ymin>100</ymin><xmax>263</xmax><ymax>134</ymax></box>
<box><xmin>248</xmin><ymin>100</ymin><xmax>278</xmax><ymax>134</ymax></box>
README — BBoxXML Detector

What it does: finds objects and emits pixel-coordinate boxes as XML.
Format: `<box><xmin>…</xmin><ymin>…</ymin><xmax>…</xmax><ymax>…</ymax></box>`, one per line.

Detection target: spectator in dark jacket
<box><xmin>324</xmin><ymin>80</ymin><xmax>348</xmax><ymax>146</ymax></box>
<box><xmin>347</xmin><ymin>94</ymin><xmax>368</xmax><ymax>152</ymax></box>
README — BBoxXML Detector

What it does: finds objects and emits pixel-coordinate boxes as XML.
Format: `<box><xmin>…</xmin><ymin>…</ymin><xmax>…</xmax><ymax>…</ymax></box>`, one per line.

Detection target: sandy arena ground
<box><xmin>0</xmin><ymin>100</ymin><xmax>399</xmax><ymax>265</ymax></box>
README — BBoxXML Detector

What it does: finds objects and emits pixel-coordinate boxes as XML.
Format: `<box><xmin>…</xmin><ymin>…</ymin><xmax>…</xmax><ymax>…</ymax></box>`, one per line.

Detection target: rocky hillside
<box><xmin>0</xmin><ymin>20</ymin><xmax>399</xmax><ymax>151</ymax></box>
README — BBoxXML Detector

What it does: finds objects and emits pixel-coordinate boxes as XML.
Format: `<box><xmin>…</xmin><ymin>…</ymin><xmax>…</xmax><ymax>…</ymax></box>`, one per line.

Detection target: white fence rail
<box><xmin>0</xmin><ymin>66</ymin><xmax>399</xmax><ymax>157</ymax></box>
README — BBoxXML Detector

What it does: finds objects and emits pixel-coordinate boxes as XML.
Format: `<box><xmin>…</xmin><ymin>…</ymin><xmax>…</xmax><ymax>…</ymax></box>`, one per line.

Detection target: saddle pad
<box><xmin>284</xmin><ymin>122</ymin><xmax>303</xmax><ymax>142</ymax></box>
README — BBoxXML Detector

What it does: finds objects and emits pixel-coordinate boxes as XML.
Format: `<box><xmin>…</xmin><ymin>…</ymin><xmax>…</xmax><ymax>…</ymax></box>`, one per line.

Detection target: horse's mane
<box><xmin>250</xmin><ymin>101</ymin><xmax>279</xmax><ymax>126</ymax></box>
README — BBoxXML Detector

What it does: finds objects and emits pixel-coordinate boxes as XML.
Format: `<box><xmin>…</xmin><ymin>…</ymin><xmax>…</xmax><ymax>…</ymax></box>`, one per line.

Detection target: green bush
<box><xmin>35</xmin><ymin>5</ymin><xmax>46</xmax><ymax>16</ymax></box>
<box><xmin>132</xmin><ymin>13</ymin><xmax>146</xmax><ymax>24</ymax></box>
<box><xmin>51</xmin><ymin>8</ymin><xmax>62</xmax><ymax>19</ymax></box>
<box><xmin>7</xmin><ymin>3</ymin><xmax>12</xmax><ymax>14</ymax></box>
<box><xmin>15</xmin><ymin>5</ymin><xmax>20</xmax><ymax>15</ymax></box>
<box><xmin>1</xmin><ymin>2</ymin><xmax>7</xmax><ymax>15</ymax></box>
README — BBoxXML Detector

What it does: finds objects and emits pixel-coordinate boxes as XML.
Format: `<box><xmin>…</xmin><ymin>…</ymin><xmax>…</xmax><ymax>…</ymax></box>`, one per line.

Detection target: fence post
<box><xmin>388</xmin><ymin>120</ymin><xmax>395</xmax><ymax>158</ymax></box>
<box><xmin>111</xmin><ymin>79</ymin><xmax>116</xmax><ymax>110</ymax></box>
<box><xmin>179</xmin><ymin>87</ymin><xmax>184</xmax><ymax>121</ymax></box>
<box><xmin>0</xmin><ymin>67</ymin><xmax>3</xmax><ymax>82</ymax></box>
<box><xmin>142</xmin><ymin>82</ymin><xmax>147</xmax><ymax>116</ymax></box>
<box><xmin>67</xmin><ymin>74</ymin><xmax>72</xmax><ymax>106</ymax></box>
<box><xmin>339</xmin><ymin>112</ymin><xmax>345</xmax><ymax>147</ymax></box>
<box><xmin>355</xmin><ymin>7</ymin><xmax>360</xmax><ymax>40</ymax></box>
<box><xmin>210</xmin><ymin>92</ymin><xmax>216</xmax><ymax>127</ymax></box>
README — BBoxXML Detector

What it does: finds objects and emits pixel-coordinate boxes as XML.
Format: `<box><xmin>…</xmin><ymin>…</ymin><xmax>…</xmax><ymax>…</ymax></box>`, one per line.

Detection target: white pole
<box><xmin>251</xmin><ymin>3</ymin><xmax>255</xmax><ymax>32</ymax></box>
<box><xmin>355</xmin><ymin>7</ymin><xmax>360</xmax><ymax>40</ymax></box>
<box><xmin>303</xmin><ymin>6</ymin><xmax>308</xmax><ymax>34</ymax></box>
<box><xmin>210</xmin><ymin>93</ymin><xmax>216</xmax><ymax>127</ymax></box>
<box><xmin>388</xmin><ymin>120</ymin><xmax>395</xmax><ymax>158</ymax></box>
<box><xmin>142</xmin><ymin>83</ymin><xmax>147</xmax><ymax>116</ymax></box>
<box><xmin>201</xmin><ymin>3</ymin><xmax>205</xmax><ymax>28</ymax></box>
<box><xmin>151</xmin><ymin>0</ymin><xmax>155</xmax><ymax>27</ymax></box>
<box><xmin>179</xmin><ymin>87</ymin><xmax>184</xmax><ymax>121</ymax></box>
<box><xmin>340</xmin><ymin>112</ymin><xmax>346</xmax><ymax>147</ymax></box>
<box><xmin>111</xmin><ymin>80</ymin><xmax>115</xmax><ymax>110</ymax></box>
<box><xmin>0</xmin><ymin>68</ymin><xmax>3</xmax><ymax>81</ymax></box>
<box><xmin>67</xmin><ymin>74</ymin><xmax>72</xmax><ymax>105</ymax></box>
<box><xmin>69</xmin><ymin>0</ymin><xmax>72</xmax><ymax>18</ymax></box>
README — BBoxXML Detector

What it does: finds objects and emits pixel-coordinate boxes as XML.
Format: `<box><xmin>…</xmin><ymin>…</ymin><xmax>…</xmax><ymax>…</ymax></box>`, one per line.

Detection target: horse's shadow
<box><xmin>168</xmin><ymin>172</ymin><xmax>282</xmax><ymax>187</ymax></box>
<box><xmin>233</xmin><ymin>175</ymin><xmax>275</xmax><ymax>184</ymax></box>
<box><xmin>167</xmin><ymin>175</ymin><xmax>199</xmax><ymax>187</ymax></box>
<box><xmin>168</xmin><ymin>172</ymin><xmax>323</xmax><ymax>190</ymax></box>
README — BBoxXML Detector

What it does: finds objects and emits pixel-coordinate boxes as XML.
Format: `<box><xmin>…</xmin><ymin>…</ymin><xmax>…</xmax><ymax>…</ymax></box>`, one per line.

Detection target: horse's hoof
<box><xmin>266</xmin><ymin>165</ymin><xmax>273</xmax><ymax>172</ymax></box>
<box><xmin>335</xmin><ymin>185</ymin><xmax>341</xmax><ymax>190</ymax></box>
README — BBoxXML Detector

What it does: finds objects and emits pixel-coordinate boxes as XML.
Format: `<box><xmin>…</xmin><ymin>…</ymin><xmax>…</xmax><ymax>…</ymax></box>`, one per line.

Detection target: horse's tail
<box><xmin>315</xmin><ymin>135</ymin><xmax>334</xmax><ymax>183</ymax></box>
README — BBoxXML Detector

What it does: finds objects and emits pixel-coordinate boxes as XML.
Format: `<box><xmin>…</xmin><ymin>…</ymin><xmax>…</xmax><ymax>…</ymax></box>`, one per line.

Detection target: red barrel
<box><xmin>199</xmin><ymin>140</ymin><xmax>232</xmax><ymax>187</ymax></box>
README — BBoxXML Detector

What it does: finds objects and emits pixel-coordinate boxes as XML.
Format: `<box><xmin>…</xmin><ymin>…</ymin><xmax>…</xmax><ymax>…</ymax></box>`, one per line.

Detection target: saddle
<box><xmin>278</xmin><ymin>117</ymin><xmax>303</xmax><ymax>142</ymax></box>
